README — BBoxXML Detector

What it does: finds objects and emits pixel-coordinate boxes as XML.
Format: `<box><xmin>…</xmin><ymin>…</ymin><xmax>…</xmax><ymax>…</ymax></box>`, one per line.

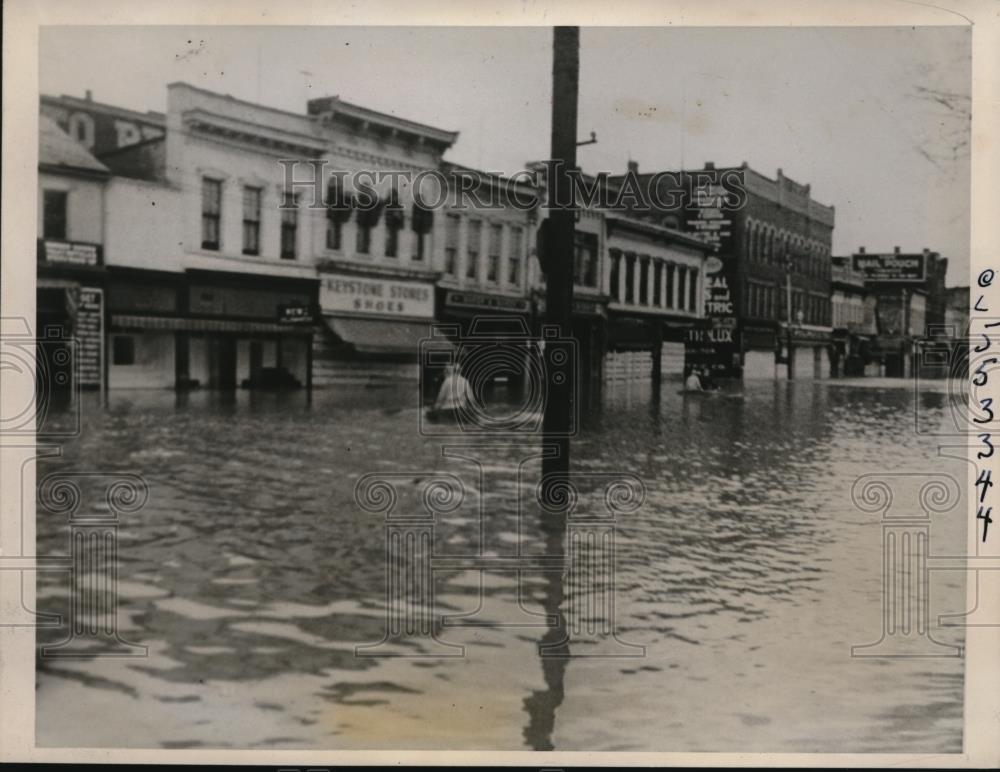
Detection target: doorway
<box><xmin>208</xmin><ymin>336</ymin><xmax>237</xmax><ymax>389</ymax></box>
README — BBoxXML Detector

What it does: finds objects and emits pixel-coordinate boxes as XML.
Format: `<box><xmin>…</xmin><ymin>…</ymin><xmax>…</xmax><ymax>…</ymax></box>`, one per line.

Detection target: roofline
<box><xmin>39</xmin><ymin>162</ymin><xmax>110</xmax><ymax>180</ymax></box>
<box><xmin>310</xmin><ymin>96</ymin><xmax>459</xmax><ymax>145</ymax></box>
<box><xmin>41</xmin><ymin>93</ymin><xmax>165</xmax><ymax>124</ymax></box>
<box><xmin>167</xmin><ymin>81</ymin><xmax>317</xmax><ymax>124</ymax></box>
<box><xmin>96</xmin><ymin>135</ymin><xmax>166</xmax><ymax>159</ymax></box>
<box><xmin>606</xmin><ymin>215</ymin><xmax>715</xmax><ymax>252</ymax></box>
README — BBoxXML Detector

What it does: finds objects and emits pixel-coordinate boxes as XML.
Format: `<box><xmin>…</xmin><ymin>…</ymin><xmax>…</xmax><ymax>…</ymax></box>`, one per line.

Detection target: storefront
<box><xmin>741</xmin><ymin>322</ymin><xmax>779</xmax><ymax>380</ymax></box>
<box><xmin>316</xmin><ymin>270</ymin><xmax>438</xmax><ymax>385</ymax></box>
<box><xmin>105</xmin><ymin>269</ymin><xmax>317</xmax><ymax>390</ymax></box>
<box><xmin>435</xmin><ymin>287</ymin><xmax>534</xmax><ymax>404</ymax></box>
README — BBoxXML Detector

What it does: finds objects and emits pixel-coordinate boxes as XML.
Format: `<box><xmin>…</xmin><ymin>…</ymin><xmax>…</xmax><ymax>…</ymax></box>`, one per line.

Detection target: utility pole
<box><xmin>541</xmin><ymin>26</ymin><xmax>579</xmax><ymax>499</ymax></box>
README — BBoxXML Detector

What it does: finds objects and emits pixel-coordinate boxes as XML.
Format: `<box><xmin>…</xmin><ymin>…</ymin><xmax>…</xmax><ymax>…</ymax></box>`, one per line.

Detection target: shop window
<box><xmin>280</xmin><ymin>192</ymin><xmax>298</xmax><ymax>260</ymax></box>
<box><xmin>507</xmin><ymin>225</ymin><xmax>523</xmax><ymax>285</ymax></box>
<box><xmin>201</xmin><ymin>178</ymin><xmax>222</xmax><ymax>250</ymax></box>
<box><xmin>444</xmin><ymin>213</ymin><xmax>460</xmax><ymax>276</ymax></box>
<box><xmin>43</xmin><ymin>190</ymin><xmax>68</xmax><ymax>240</ymax></box>
<box><xmin>242</xmin><ymin>186</ymin><xmax>261</xmax><ymax>256</ymax></box>
<box><xmin>113</xmin><ymin>336</ymin><xmax>136</xmax><ymax>366</ymax></box>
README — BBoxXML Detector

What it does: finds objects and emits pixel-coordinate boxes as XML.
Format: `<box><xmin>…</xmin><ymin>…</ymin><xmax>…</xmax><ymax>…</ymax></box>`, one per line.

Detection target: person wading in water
<box><xmin>433</xmin><ymin>362</ymin><xmax>474</xmax><ymax>420</ymax></box>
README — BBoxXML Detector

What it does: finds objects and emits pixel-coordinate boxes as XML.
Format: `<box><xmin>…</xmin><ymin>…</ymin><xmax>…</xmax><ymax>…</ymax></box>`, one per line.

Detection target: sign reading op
<box><xmin>320</xmin><ymin>274</ymin><xmax>435</xmax><ymax>319</ymax></box>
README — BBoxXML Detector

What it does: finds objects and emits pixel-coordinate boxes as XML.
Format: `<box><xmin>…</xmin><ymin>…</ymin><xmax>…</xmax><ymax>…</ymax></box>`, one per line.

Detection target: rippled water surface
<box><xmin>35</xmin><ymin>378</ymin><xmax>967</xmax><ymax>751</ymax></box>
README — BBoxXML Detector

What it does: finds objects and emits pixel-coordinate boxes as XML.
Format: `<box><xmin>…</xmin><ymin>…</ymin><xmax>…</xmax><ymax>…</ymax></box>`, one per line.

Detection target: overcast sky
<box><xmin>40</xmin><ymin>25</ymin><xmax>971</xmax><ymax>283</ymax></box>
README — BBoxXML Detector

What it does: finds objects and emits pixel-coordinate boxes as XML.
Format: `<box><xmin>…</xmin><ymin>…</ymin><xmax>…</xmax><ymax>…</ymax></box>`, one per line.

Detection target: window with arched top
<box><xmin>67</xmin><ymin>112</ymin><xmax>95</xmax><ymax>149</ymax></box>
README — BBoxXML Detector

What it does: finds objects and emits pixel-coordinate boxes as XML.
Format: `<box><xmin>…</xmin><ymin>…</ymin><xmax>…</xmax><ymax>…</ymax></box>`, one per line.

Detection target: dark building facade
<box><xmin>610</xmin><ymin>161</ymin><xmax>835</xmax><ymax>380</ymax></box>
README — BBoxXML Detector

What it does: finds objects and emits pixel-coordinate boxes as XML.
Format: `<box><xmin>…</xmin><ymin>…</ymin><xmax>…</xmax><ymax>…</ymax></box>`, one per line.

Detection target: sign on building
<box><xmin>852</xmin><ymin>253</ymin><xmax>926</xmax><ymax>282</ymax></box>
<box><xmin>40</xmin><ymin>240</ymin><xmax>101</xmax><ymax>266</ymax></box>
<box><xmin>320</xmin><ymin>275</ymin><xmax>435</xmax><ymax>319</ymax></box>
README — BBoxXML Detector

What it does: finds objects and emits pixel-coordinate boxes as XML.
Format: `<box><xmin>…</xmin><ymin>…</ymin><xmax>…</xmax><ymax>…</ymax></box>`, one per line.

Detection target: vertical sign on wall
<box><xmin>75</xmin><ymin>287</ymin><xmax>104</xmax><ymax>388</ymax></box>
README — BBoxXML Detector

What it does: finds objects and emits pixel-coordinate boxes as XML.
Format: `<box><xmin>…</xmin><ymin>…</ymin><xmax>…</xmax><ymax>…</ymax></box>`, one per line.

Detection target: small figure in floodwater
<box><xmin>434</xmin><ymin>362</ymin><xmax>474</xmax><ymax>414</ymax></box>
<box><xmin>684</xmin><ymin>367</ymin><xmax>703</xmax><ymax>392</ymax></box>
<box><xmin>699</xmin><ymin>367</ymin><xmax>719</xmax><ymax>391</ymax></box>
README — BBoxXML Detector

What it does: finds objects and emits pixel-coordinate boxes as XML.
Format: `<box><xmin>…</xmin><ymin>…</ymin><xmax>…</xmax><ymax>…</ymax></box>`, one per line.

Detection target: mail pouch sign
<box><xmin>320</xmin><ymin>274</ymin><xmax>435</xmax><ymax>319</ymax></box>
<box><xmin>852</xmin><ymin>252</ymin><xmax>926</xmax><ymax>282</ymax></box>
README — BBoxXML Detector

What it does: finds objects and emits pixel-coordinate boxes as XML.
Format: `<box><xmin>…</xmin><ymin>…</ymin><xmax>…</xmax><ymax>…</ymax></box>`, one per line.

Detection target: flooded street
<box><xmin>35</xmin><ymin>378</ymin><xmax>967</xmax><ymax>752</ymax></box>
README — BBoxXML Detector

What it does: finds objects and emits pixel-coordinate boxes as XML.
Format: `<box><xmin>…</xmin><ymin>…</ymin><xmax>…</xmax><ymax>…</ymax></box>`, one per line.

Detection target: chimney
<box><xmin>894</xmin><ymin>246</ymin><xmax>901</xmax><ymax>254</ymax></box>
<box><xmin>627</xmin><ymin>159</ymin><xmax>639</xmax><ymax>174</ymax></box>
<box><xmin>777</xmin><ymin>168</ymin><xmax>783</xmax><ymax>178</ymax></box>
<box><xmin>704</xmin><ymin>161</ymin><xmax>715</xmax><ymax>171</ymax></box>
<box><xmin>85</xmin><ymin>89</ymin><xmax>93</xmax><ymax>101</ymax></box>
<box><xmin>859</xmin><ymin>246</ymin><xmax>866</xmax><ymax>254</ymax></box>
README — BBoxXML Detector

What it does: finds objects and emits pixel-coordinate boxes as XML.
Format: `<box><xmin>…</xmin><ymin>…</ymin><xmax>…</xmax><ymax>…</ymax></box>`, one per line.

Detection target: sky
<box><xmin>40</xmin><ymin>25</ymin><xmax>971</xmax><ymax>283</ymax></box>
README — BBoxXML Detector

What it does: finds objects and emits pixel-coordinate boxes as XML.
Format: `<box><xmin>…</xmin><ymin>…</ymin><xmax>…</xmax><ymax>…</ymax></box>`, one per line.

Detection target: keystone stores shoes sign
<box><xmin>320</xmin><ymin>274</ymin><xmax>436</xmax><ymax>319</ymax></box>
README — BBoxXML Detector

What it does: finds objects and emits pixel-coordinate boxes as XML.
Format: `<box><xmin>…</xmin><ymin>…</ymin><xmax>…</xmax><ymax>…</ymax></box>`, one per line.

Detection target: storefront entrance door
<box><xmin>208</xmin><ymin>337</ymin><xmax>237</xmax><ymax>389</ymax></box>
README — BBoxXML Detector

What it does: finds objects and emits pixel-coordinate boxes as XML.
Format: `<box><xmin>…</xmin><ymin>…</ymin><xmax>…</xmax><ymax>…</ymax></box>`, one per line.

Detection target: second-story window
<box><xmin>466</xmin><ymin>220</ymin><xmax>482</xmax><ymax>281</ymax></box>
<box><xmin>280</xmin><ymin>192</ymin><xmax>298</xmax><ymax>260</ymax></box>
<box><xmin>411</xmin><ymin>202</ymin><xmax>434</xmax><ymax>262</ymax></box>
<box><xmin>665</xmin><ymin>263</ymin><xmax>675</xmax><ymax>308</ymax></box>
<box><xmin>201</xmin><ymin>178</ymin><xmax>222</xmax><ymax>250</ymax></box>
<box><xmin>624</xmin><ymin>254</ymin><xmax>635</xmax><ymax>304</ymax></box>
<box><xmin>445</xmin><ymin>213</ymin><xmax>460</xmax><ymax>276</ymax></box>
<box><xmin>326</xmin><ymin>179</ymin><xmax>351</xmax><ymax>251</ymax></box>
<box><xmin>653</xmin><ymin>261</ymin><xmax>663</xmax><ymax>306</ymax></box>
<box><xmin>507</xmin><ymin>225</ymin><xmax>523</xmax><ymax>286</ymax></box>
<box><xmin>639</xmin><ymin>256</ymin><xmax>650</xmax><ymax>305</ymax></box>
<box><xmin>609</xmin><ymin>251</ymin><xmax>621</xmax><ymax>301</ymax></box>
<box><xmin>487</xmin><ymin>224</ymin><xmax>502</xmax><ymax>283</ymax></box>
<box><xmin>384</xmin><ymin>199</ymin><xmax>404</xmax><ymax>258</ymax></box>
<box><xmin>689</xmin><ymin>268</ymin><xmax>699</xmax><ymax>312</ymax></box>
<box><xmin>43</xmin><ymin>190</ymin><xmax>68</xmax><ymax>240</ymax></box>
<box><xmin>574</xmin><ymin>232</ymin><xmax>598</xmax><ymax>288</ymax></box>
<box><xmin>242</xmin><ymin>186</ymin><xmax>261</xmax><ymax>256</ymax></box>
<box><xmin>355</xmin><ymin>196</ymin><xmax>383</xmax><ymax>256</ymax></box>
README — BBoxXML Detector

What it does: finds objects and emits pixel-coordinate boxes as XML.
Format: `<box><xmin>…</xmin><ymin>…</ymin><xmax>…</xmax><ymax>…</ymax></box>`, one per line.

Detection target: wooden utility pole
<box><xmin>542</xmin><ymin>26</ymin><xmax>579</xmax><ymax>491</ymax></box>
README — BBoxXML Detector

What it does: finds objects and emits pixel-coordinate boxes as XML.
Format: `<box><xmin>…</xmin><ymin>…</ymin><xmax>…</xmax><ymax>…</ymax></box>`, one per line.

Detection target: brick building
<box><xmin>609</xmin><ymin>162</ymin><xmax>835</xmax><ymax>380</ymax></box>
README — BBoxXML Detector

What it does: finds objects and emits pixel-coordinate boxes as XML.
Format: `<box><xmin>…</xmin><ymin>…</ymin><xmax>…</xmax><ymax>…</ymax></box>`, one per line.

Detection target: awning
<box><xmin>111</xmin><ymin>314</ymin><xmax>313</xmax><ymax>334</ymax></box>
<box><xmin>324</xmin><ymin>316</ymin><xmax>444</xmax><ymax>356</ymax></box>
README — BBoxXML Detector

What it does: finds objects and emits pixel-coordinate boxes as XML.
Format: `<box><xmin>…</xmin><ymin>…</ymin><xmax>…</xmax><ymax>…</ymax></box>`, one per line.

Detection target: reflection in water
<box><xmin>34</xmin><ymin>379</ymin><xmax>966</xmax><ymax>751</ymax></box>
<box><xmin>522</xmin><ymin>528</ymin><xmax>569</xmax><ymax>751</ymax></box>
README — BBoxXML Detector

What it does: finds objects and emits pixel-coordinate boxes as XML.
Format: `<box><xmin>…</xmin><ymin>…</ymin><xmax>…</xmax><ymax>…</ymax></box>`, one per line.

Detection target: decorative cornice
<box><xmin>316</xmin><ymin>258</ymin><xmax>441</xmax><ymax>282</ymax></box>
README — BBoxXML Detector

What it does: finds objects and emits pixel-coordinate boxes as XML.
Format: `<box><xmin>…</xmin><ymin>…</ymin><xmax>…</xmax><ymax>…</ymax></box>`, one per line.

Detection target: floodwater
<box><xmin>34</xmin><ymin>377</ymin><xmax>968</xmax><ymax>751</ymax></box>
